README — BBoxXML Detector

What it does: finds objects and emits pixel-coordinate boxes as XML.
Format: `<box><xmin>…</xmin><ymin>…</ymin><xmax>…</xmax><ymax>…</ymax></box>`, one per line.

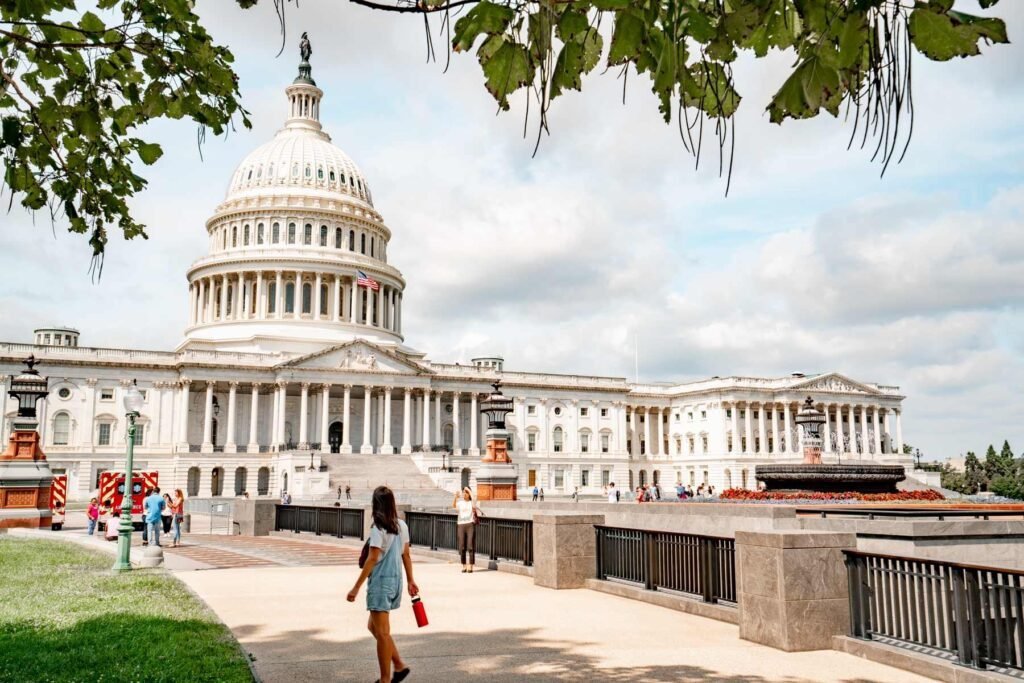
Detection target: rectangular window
<box><xmin>53</xmin><ymin>420</ymin><xmax>69</xmax><ymax>445</ymax></box>
<box><xmin>97</xmin><ymin>423</ymin><xmax>112</xmax><ymax>446</ymax></box>
<box><xmin>640</xmin><ymin>441</ymin><xmax>646</xmax><ymax>455</ymax></box>
<box><xmin>581</xmin><ymin>469</ymin><xmax>590</xmax><ymax>487</ymax></box>
<box><xmin>134</xmin><ymin>424</ymin><xmax>145</xmax><ymax>446</ymax></box>
<box><xmin>268</xmin><ymin>283</ymin><xmax>277</xmax><ymax>313</ymax></box>
<box><xmin>320</xmin><ymin>225</ymin><xmax>328</xmax><ymax>246</ymax></box>
<box><xmin>100</xmin><ymin>388</ymin><xmax>114</xmax><ymax>401</ymax></box>
<box><xmin>303</xmin><ymin>224</ymin><xmax>313</xmax><ymax>245</ymax></box>
<box><xmin>554</xmin><ymin>469</ymin><xmax>564</xmax><ymax>488</ymax></box>
<box><xmin>528</xmin><ymin>432</ymin><xmax>536</xmax><ymax>452</ymax></box>
<box><xmin>602</xmin><ymin>469</ymin><xmax>611</xmax><ymax>486</ymax></box>
<box><xmin>528</xmin><ymin>469</ymin><xmax>536</xmax><ymax>486</ymax></box>
<box><xmin>601</xmin><ymin>434</ymin><xmax>609</xmax><ymax>453</ymax></box>
<box><xmin>753</xmin><ymin>410</ymin><xmax>759</xmax><ymax>418</ymax></box>
<box><xmin>528</xmin><ymin>405</ymin><xmax>536</xmax><ymax>416</ymax></box>
<box><xmin>726</xmin><ymin>408</ymin><xmax>732</xmax><ymax>418</ymax></box>
<box><xmin>740</xmin><ymin>410</ymin><xmax>746</xmax><ymax>418</ymax></box>
<box><xmin>288</xmin><ymin>223</ymin><xmax>296</xmax><ymax>244</ymax></box>
<box><xmin>700</xmin><ymin>410</ymin><xmax>707</xmax><ymax>419</ymax></box>
<box><xmin>688</xmin><ymin>412</ymin><xmax>693</xmax><ymax>420</ymax></box>
<box><xmin>581</xmin><ymin>433</ymin><xmax>589</xmax><ymax>453</ymax></box>
<box><xmin>580</xmin><ymin>407</ymin><xmax>589</xmax><ymax>417</ymax></box>
<box><xmin>600</xmin><ymin>408</ymin><xmax>608</xmax><ymax>418</ymax></box>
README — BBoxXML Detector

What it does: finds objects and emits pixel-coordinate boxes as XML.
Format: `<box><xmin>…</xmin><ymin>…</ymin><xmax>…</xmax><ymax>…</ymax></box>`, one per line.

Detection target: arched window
<box><xmin>257</xmin><ymin>223</ymin><xmax>265</xmax><ymax>244</ymax></box>
<box><xmin>52</xmin><ymin>412</ymin><xmax>70</xmax><ymax>445</ymax></box>
<box><xmin>226</xmin><ymin>285</ymin><xmax>233</xmax><ymax>315</ymax></box>
<box><xmin>317</xmin><ymin>166</ymin><xmax>324</xmax><ymax>181</ymax></box>
<box><xmin>221</xmin><ymin>230</ymin><xmax>227</xmax><ymax>249</ymax></box>
<box><xmin>370</xmin><ymin>236</ymin><xmax>375</xmax><ymax>258</ymax></box>
<box><xmin>234</xmin><ymin>467</ymin><xmax>248</xmax><ymax>496</ymax></box>
<box><xmin>303</xmin><ymin>223</ymin><xmax>312</xmax><ymax>245</ymax></box>
<box><xmin>272</xmin><ymin>222</ymin><xmax>280</xmax><ymax>243</ymax></box>
<box><xmin>320</xmin><ymin>284</ymin><xmax>328</xmax><ymax>315</ymax></box>
<box><xmin>268</xmin><ymin>282</ymin><xmax>277</xmax><ymax>314</ymax></box>
<box><xmin>302</xmin><ymin>283</ymin><xmax>312</xmax><ymax>314</ymax></box>
<box><xmin>335</xmin><ymin>227</ymin><xmax>343</xmax><ymax>249</ymax></box>
<box><xmin>285</xmin><ymin>282</ymin><xmax>295</xmax><ymax>313</ymax></box>
<box><xmin>287</xmin><ymin>223</ymin><xmax>296</xmax><ymax>244</ymax></box>
<box><xmin>304</xmin><ymin>164</ymin><xmax>311</xmax><ymax>179</ymax></box>
<box><xmin>329</xmin><ymin>169</ymin><xmax>336</xmax><ymax>183</ymax></box>
<box><xmin>231</xmin><ymin>226</ymin><xmax>237</xmax><ymax>247</ymax></box>
<box><xmin>579</xmin><ymin>431</ymin><xmax>590</xmax><ymax>453</ymax></box>
<box><xmin>243</xmin><ymin>224</ymin><xmax>250</xmax><ymax>245</ymax></box>
<box><xmin>291</xmin><ymin>163</ymin><xmax>298</xmax><ymax>177</ymax></box>
<box><xmin>320</xmin><ymin>225</ymin><xmax>328</xmax><ymax>247</ymax></box>
<box><xmin>257</xmin><ymin>467</ymin><xmax>270</xmax><ymax>495</ymax></box>
<box><xmin>639</xmin><ymin>470</ymin><xmax>647</xmax><ymax>486</ymax></box>
<box><xmin>341</xmin><ymin>172</ymin><xmax>347</xmax><ymax>185</ymax></box>
<box><xmin>553</xmin><ymin>426</ymin><xmax>563</xmax><ymax>453</ymax></box>
<box><xmin>211</xmin><ymin>467</ymin><xmax>224</xmax><ymax>496</ymax></box>
<box><xmin>349</xmin><ymin>230</ymin><xmax>355</xmax><ymax>251</ymax></box>
<box><xmin>187</xmin><ymin>467</ymin><xmax>201</xmax><ymax>497</ymax></box>
<box><xmin>360</xmin><ymin>233</ymin><xmax>366</xmax><ymax>254</ymax></box>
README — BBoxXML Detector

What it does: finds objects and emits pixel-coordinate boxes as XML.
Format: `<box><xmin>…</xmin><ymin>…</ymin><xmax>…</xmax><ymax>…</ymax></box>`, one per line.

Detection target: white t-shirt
<box><xmin>369</xmin><ymin>519</ymin><xmax>410</xmax><ymax>556</ymax></box>
<box><xmin>455</xmin><ymin>499</ymin><xmax>474</xmax><ymax>524</ymax></box>
<box><xmin>607</xmin><ymin>487</ymin><xmax>617</xmax><ymax>503</ymax></box>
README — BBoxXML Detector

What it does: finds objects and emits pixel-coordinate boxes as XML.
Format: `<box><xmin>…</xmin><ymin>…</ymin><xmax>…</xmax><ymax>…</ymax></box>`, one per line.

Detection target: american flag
<box><xmin>356</xmin><ymin>270</ymin><xmax>380</xmax><ymax>291</ymax></box>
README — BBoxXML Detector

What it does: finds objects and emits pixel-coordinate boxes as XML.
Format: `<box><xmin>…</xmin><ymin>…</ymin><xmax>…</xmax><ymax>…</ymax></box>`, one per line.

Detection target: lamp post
<box><xmin>475</xmin><ymin>381</ymin><xmax>518</xmax><ymax>501</ymax></box>
<box><xmin>113</xmin><ymin>380</ymin><xmax>145</xmax><ymax>572</ymax></box>
<box><xmin>794</xmin><ymin>396</ymin><xmax>825</xmax><ymax>465</ymax></box>
<box><xmin>0</xmin><ymin>355</ymin><xmax>54</xmax><ymax>530</ymax></box>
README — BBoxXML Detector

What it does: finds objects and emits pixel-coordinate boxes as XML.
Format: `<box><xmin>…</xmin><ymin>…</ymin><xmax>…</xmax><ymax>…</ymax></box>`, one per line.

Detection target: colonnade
<box><xmin>187</xmin><ymin>270</ymin><xmax>402</xmax><ymax>334</ymax></box>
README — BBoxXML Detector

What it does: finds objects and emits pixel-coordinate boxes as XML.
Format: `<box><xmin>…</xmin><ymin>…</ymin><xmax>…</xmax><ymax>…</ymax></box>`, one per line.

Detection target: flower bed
<box><xmin>719</xmin><ymin>489</ymin><xmax>945</xmax><ymax>502</ymax></box>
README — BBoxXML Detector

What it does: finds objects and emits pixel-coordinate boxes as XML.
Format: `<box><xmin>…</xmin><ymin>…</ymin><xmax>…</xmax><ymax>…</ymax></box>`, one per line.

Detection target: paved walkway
<box><xmin>177</xmin><ymin>553</ymin><xmax>936</xmax><ymax>683</ymax></box>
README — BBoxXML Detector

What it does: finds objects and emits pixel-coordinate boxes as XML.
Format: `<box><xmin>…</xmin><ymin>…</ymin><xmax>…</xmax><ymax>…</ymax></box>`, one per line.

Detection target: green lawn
<box><xmin>0</xmin><ymin>538</ymin><xmax>252</xmax><ymax>683</ymax></box>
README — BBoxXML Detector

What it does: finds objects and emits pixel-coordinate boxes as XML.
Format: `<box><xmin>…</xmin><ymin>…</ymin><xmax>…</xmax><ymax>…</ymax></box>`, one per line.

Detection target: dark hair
<box><xmin>371</xmin><ymin>486</ymin><xmax>399</xmax><ymax>535</ymax></box>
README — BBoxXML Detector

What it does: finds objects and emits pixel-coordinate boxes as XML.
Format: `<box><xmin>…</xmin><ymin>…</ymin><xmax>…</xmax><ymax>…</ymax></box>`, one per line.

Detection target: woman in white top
<box><xmin>453</xmin><ymin>487</ymin><xmax>477</xmax><ymax>573</ymax></box>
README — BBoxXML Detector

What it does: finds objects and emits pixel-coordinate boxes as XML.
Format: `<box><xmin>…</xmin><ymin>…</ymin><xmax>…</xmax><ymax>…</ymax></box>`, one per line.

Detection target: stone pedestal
<box><xmin>234</xmin><ymin>499</ymin><xmax>278</xmax><ymax>536</ymax></box>
<box><xmin>476</xmin><ymin>428</ymin><xmax>517</xmax><ymax>501</ymax></box>
<box><xmin>736</xmin><ymin>530</ymin><xmax>855</xmax><ymax>651</ymax></box>
<box><xmin>533</xmin><ymin>513</ymin><xmax>603</xmax><ymax>589</ymax></box>
<box><xmin>0</xmin><ymin>422</ymin><xmax>54</xmax><ymax>530</ymax></box>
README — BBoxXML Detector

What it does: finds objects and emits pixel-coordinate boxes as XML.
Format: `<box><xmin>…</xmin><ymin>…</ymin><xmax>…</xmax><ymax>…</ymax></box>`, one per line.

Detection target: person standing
<box><xmin>86</xmin><ymin>497</ymin><xmax>99</xmax><ymax>535</ymax></box>
<box><xmin>170</xmin><ymin>489</ymin><xmax>185</xmax><ymax>547</ymax></box>
<box><xmin>571</xmin><ymin>487</ymin><xmax>579</xmax><ymax>503</ymax></box>
<box><xmin>606</xmin><ymin>483</ymin><xmax>617</xmax><ymax>503</ymax></box>
<box><xmin>347</xmin><ymin>486</ymin><xmax>418</xmax><ymax>683</ymax></box>
<box><xmin>161</xmin><ymin>493</ymin><xmax>174</xmax><ymax>535</ymax></box>
<box><xmin>345</xmin><ymin>483</ymin><xmax>352</xmax><ymax>501</ymax></box>
<box><xmin>532</xmin><ymin>486</ymin><xmax>539</xmax><ymax>502</ymax></box>
<box><xmin>453</xmin><ymin>487</ymin><xmax>477</xmax><ymax>573</ymax></box>
<box><xmin>539</xmin><ymin>488</ymin><xmax>545</xmax><ymax>502</ymax></box>
<box><xmin>143</xmin><ymin>487</ymin><xmax>165</xmax><ymax>547</ymax></box>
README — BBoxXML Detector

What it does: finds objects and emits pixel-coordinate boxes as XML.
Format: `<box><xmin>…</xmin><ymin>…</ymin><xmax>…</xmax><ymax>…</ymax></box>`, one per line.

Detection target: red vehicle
<box><xmin>49</xmin><ymin>474</ymin><xmax>68</xmax><ymax>511</ymax></box>
<box><xmin>98</xmin><ymin>470</ymin><xmax>159</xmax><ymax>516</ymax></box>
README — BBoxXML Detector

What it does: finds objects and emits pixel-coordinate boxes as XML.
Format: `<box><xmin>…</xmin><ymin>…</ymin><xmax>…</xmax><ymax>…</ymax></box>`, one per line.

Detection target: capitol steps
<box><xmin>316</xmin><ymin>452</ymin><xmax>454</xmax><ymax>509</ymax></box>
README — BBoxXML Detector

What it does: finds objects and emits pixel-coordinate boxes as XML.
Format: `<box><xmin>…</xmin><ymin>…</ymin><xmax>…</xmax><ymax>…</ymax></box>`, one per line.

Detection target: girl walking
<box><xmin>453</xmin><ymin>487</ymin><xmax>477</xmax><ymax>573</ymax></box>
<box><xmin>170</xmin><ymin>489</ymin><xmax>185</xmax><ymax>547</ymax></box>
<box><xmin>347</xmin><ymin>486</ymin><xmax>418</xmax><ymax>683</ymax></box>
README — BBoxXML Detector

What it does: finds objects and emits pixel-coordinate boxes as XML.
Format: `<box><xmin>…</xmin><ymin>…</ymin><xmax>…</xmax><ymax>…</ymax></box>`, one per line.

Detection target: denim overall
<box><xmin>366</xmin><ymin>526</ymin><xmax>404</xmax><ymax>612</ymax></box>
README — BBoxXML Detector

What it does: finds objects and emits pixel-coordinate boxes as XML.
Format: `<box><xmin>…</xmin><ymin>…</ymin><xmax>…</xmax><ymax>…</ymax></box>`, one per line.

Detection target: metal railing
<box><xmin>845</xmin><ymin>550</ymin><xmax>1024</xmax><ymax>672</ymax></box>
<box><xmin>802</xmin><ymin>508</ymin><xmax>1024</xmax><ymax>521</ymax></box>
<box><xmin>405</xmin><ymin>511</ymin><xmax>533</xmax><ymax>566</ymax></box>
<box><xmin>275</xmin><ymin>504</ymin><xmax>365</xmax><ymax>540</ymax></box>
<box><xmin>595</xmin><ymin>526</ymin><xmax>736</xmax><ymax>605</ymax></box>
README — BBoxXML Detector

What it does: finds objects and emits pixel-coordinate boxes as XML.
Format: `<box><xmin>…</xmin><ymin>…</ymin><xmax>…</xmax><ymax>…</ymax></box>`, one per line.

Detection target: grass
<box><xmin>0</xmin><ymin>538</ymin><xmax>252</xmax><ymax>683</ymax></box>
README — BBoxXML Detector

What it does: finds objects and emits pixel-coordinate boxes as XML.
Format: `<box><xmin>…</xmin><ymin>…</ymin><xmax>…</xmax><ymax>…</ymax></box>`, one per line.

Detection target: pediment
<box><xmin>789</xmin><ymin>373</ymin><xmax>879</xmax><ymax>395</ymax></box>
<box><xmin>278</xmin><ymin>341</ymin><xmax>429</xmax><ymax>375</ymax></box>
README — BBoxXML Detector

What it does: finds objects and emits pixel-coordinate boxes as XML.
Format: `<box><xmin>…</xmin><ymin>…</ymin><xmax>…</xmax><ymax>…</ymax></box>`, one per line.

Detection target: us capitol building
<box><xmin>0</xmin><ymin>54</ymin><xmax>912</xmax><ymax>502</ymax></box>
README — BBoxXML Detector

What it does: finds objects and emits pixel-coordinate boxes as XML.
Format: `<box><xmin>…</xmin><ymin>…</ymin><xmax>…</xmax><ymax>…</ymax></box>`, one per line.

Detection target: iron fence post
<box><xmin>314</xmin><ymin>507</ymin><xmax>321</xmax><ymax>536</ymax></box>
<box><xmin>489</xmin><ymin>519</ymin><xmax>497</xmax><ymax>562</ymax></box>
<box><xmin>964</xmin><ymin>568</ymin><xmax>988</xmax><ymax>670</ymax></box>
<box><xmin>430</xmin><ymin>513</ymin><xmax>437</xmax><ymax>551</ymax></box>
<box><xmin>644</xmin><ymin>531</ymin><xmax>655</xmax><ymax>591</ymax></box>
<box><xmin>596</xmin><ymin>527</ymin><xmax>604</xmax><ymax>580</ymax></box>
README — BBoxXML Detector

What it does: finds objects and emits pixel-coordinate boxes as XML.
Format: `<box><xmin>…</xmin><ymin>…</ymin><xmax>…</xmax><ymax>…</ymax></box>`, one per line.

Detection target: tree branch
<box><xmin>346</xmin><ymin>0</ymin><xmax>480</xmax><ymax>14</ymax></box>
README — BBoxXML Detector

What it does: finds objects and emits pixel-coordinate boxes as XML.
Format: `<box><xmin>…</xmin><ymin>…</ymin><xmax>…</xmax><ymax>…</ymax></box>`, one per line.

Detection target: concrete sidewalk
<box><xmin>177</xmin><ymin>562</ymin><xmax>936</xmax><ymax>683</ymax></box>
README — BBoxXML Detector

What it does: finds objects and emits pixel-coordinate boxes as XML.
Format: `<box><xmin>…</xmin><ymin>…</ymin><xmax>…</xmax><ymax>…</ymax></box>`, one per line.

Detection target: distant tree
<box><xmin>940</xmin><ymin>467</ymin><xmax>971</xmax><ymax>496</ymax></box>
<box><xmin>964</xmin><ymin>451</ymin><xmax>987</xmax><ymax>494</ymax></box>
<box><xmin>1000</xmin><ymin>440</ymin><xmax>1015</xmax><ymax>462</ymax></box>
<box><xmin>985</xmin><ymin>442</ymin><xmax>1014</xmax><ymax>480</ymax></box>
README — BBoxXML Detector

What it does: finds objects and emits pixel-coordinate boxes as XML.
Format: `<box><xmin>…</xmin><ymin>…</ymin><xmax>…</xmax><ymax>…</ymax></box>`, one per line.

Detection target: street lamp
<box><xmin>113</xmin><ymin>379</ymin><xmax>144</xmax><ymax>572</ymax></box>
<box><xmin>8</xmin><ymin>355</ymin><xmax>49</xmax><ymax>421</ymax></box>
<box><xmin>794</xmin><ymin>396</ymin><xmax>825</xmax><ymax>465</ymax></box>
<box><xmin>480</xmin><ymin>381</ymin><xmax>513</xmax><ymax>431</ymax></box>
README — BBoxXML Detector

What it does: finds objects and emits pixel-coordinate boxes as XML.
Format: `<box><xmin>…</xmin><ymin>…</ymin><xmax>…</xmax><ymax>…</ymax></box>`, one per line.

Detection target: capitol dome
<box><xmin>179</xmin><ymin>51</ymin><xmax>406</xmax><ymax>356</ymax></box>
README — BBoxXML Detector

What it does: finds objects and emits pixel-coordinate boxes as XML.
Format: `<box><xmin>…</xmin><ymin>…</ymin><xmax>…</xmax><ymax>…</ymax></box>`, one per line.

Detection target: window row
<box><xmin>50</xmin><ymin>413</ymin><xmax>147</xmax><ymax>447</ymax></box>
<box><xmin>238</xmin><ymin>161</ymin><xmax>372</xmax><ymax>203</ymax></box>
<box><xmin>212</xmin><ymin>222</ymin><xmax>386</xmax><ymax>260</ymax></box>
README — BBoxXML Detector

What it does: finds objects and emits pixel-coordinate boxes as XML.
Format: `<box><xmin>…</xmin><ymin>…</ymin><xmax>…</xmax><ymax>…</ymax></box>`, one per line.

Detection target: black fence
<box><xmin>845</xmin><ymin>550</ymin><xmax>1024</xmax><ymax>672</ymax></box>
<box><xmin>594</xmin><ymin>526</ymin><xmax>736</xmax><ymax>605</ymax></box>
<box><xmin>275</xmin><ymin>504</ymin><xmax>365</xmax><ymax>540</ymax></box>
<box><xmin>405</xmin><ymin>511</ymin><xmax>533</xmax><ymax>566</ymax></box>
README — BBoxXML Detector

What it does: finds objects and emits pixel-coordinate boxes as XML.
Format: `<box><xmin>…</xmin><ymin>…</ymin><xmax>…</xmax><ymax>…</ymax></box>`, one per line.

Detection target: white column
<box><xmin>401</xmin><ymin>388</ymin><xmax>412</xmax><ymax>454</ymax></box>
<box><xmin>361</xmin><ymin>386</ymin><xmax>374</xmax><ymax>454</ymax></box>
<box><xmin>376</xmin><ymin>284</ymin><xmax>385</xmax><ymax>328</ymax></box>
<box><xmin>341</xmin><ymin>385</ymin><xmax>352</xmax><ymax>453</ymax></box>
<box><xmin>196</xmin><ymin>280</ymin><xmax>206</xmax><ymax>323</ymax></box>
<box><xmin>270</xmin><ymin>384</ymin><xmax>280</xmax><ymax>447</ymax></box>
<box><xmin>299</xmin><ymin>382</ymin><xmax>310</xmax><ymax>449</ymax></box>
<box><xmin>641</xmin><ymin>408</ymin><xmax>651</xmax><ymax>456</ymax></box>
<box><xmin>219</xmin><ymin>274</ymin><xmax>228</xmax><ymax>320</ymax></box>
<box><xmin>225</xmin><ymin>381</ymin><xmax>238</xmax><ymax>452</ymax></box>
<box><xmin>363</xmin><ymin>288</ymin><xmax>371</xmax><ymax>326</ymax></box>
<box><xmin>784</xmin><ymin>403</ymin><xmax>795</xmax><ymax>453</ymax></box>
<box><xmin>277</xmin><ymin>382</ymin><xmax>288</xmax><ymax>449</ymax></box>
<box><xmin>872</xmin><ymin>405</ymin><xmax>882</xmax><ymax>456</ymax></box>
<box><xmin>469</xmin><ymin>392</ymin><xmax>479</xmax><ymax>456</ymax></box>
<box><xmin>248</xmin><ymin>383</ymin><xmax>260</xmax><ymax>451</ymax></box>
<box><xmin>320</xmin><ymin>384</ymin><xmax>331</xmax><ymax>448</ymax></box>
<box><xmin>859</xmin><ymin>405</ymin><xmax>868</xmax><ymax>456</ymax></box>
<box><xmin>294</xmin><ymin>271</ymin><xmax>303</xmax><ymax>319</ymax></box>
<box><xmin>332</xmin><ymin>275</ymin><xmax>341</xmax><ymax>323</ymax></box>
<box><xmin>313</xmin><ymin>272</ymin><xmax>323</xmax><ymax>320</ymax></box>
<box><xmin>895</xmin><ymin>409</ymin><xmax>904</xmax><ymax>455</ymax></box>
<box><xmin>744</xmin><ymin>403</ymin><xmax>753</xmax><ymax>454</ymax></box>
<box><xmin>255</xmin><ymin>272</ymin><xmax>264</xmax><ymax>319</ymax></box>
<box><xmin>422</xmin><ymin>390</ymin><xmax>431</xmax><ymax>447</ymax></box>
<box><xmin>754</xmin><ymin>402</ymin><xmax>766</xmax><ymax>454</ymax></box>
<box><xmin>350</xmin><ymin>278</ymin><xmax>358</xmax><ymax>323</ymax></box>
<box><xmin>177</xmin><ymin>379</ymin><xmax>190</xmax><ymax>448</ymax></box>
<box><xmin>730</xmin><ymin>402</ymin><xmax>739</xmax><ymax>453</ymax></box>
<box><xmin>452</xmin><ymin>391</ymin><xmax>462</xmax><ymax>455</ymax></box>
<box><xmin>616</xmin><ymin>403</ymin><xmax>626</xmax><ymax>455</ymax></box>
<box><xmin>381</xmin><ymin>387</ymin><xmax>393</xmax><ymax>454</ymax></box>
<box><xmin>433</xmin><ymin>390</ymin><xmax>441</xmax><ymax>445</ymax></box>
<box><xmin>236</xmin><ymin>272</ymin><xmax>244</xmax><ymax>320</ymax></box>
<box><xmin>202</xmin><ymin>382</ymin><xmax>214</xmax><ymax>452</ymax></box>
<box><xmin>770</xmin><ymin>404</ymin><xmax>780</xmax><ymax>454</ymax></box>
<box><xmin>275</xmin><ymin>271</ymin><xmax>283</xmax><ymax>320</ymax></box>
<box><xmin>822</xmin><ymin>404</ymin><xmax>831</xmax><ymax>454</ymax></box>
<box><xmin>188</xmin><ymin>284</ymin><xmax>196</xmax><ymax>325</ymax></box>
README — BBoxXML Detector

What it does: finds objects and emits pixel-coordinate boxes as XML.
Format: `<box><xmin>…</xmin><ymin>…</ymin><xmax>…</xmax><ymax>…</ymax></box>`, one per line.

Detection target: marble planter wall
<box><xmin>736</xmin><ymin>530</ymin><xmax>855</xmax><ymax>652</ymax></box>
<box><xmin>533</xmin><ymin>513</ymin><xmax>604</xmax><ymax>589</ymax></box>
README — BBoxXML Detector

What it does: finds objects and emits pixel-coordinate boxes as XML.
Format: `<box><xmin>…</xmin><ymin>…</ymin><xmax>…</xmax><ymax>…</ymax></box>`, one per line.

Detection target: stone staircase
<box><xmin>314</xmin><ymin>452</ymin><xmax>454</xmax><ymax>509</ymax></box>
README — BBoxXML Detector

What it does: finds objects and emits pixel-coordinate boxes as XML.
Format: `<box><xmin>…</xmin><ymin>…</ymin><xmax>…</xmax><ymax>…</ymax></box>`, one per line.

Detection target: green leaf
<box><xmin>550</xmin><ymin>32</ymin><xmax>603</xmax><ymax>100</ymax></box>
<box><xmin>608</xmin><ymin>10</ymin><xmax>645</xmax><ymax>66</ymax></box>
<box><xmin>452</xmin><ymin>1</ymin><xmax>515</xmax><ymax>53</ymax></box>
<box><xmin>136</xmin><ymin>142</ymin><xmax>163</xmax><ymax>165</ymax></box>
<box><xmin>79</xmin><ymin>11</ymin><xmax>106</xmax><ymax>34</ymax></box>
<box><xmin>556</xmin><ymin>9</ymin><xmax>589</xmax><ymax>42</ymax></box>
<box><xmin>909</xmin><ymin>6</ymin><xmax>1009</xmax><ymax>61</ymax></box>
<box><xmin>836</xmin><ymin>12</ymin><xmax>868</xmax><ymax>69</ymax></box>
<box><xmin>478</xmin><ymin>37</ymin><xmax>533</xmax><ymax>110</ymax></box>
<box><xmin>766</xmin><ymin>56</ymin><xmax>842</xmax><ymax>123</ymax></box>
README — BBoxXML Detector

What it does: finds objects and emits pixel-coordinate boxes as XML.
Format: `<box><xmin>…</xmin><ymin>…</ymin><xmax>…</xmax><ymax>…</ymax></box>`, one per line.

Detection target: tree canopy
<box><xmin>0</xmin><ymin>0</ymin><xmax>1010</xmax><ymax>264</ymax></box>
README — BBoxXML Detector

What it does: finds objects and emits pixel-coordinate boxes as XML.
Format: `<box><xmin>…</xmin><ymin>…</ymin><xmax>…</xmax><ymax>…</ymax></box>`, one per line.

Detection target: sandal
<box><xmin>395</xmin><ymin>668</ymin><xmax>411</xmax><ymax>682</ymax></box>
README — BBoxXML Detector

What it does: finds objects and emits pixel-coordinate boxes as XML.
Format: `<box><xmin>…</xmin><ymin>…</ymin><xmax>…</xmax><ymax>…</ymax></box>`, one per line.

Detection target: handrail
<box><xmin>800</xmin><ymin>507</ymin><xmax>1024</xmax><ymax>520</ymax></box>
<box><xmin>843</xmin><ymin>549</ymin><xmax>1024</xmax><ymax>579</ymax></box>
<box><xmin>405</xmin><ymin>510</ymin><xmax>533</xmax><ymax>566</ymax></box>
<box><xmin>594</xmin><ymin>523</ymin><xmax>734</xmax><ymax>543</ymax></box>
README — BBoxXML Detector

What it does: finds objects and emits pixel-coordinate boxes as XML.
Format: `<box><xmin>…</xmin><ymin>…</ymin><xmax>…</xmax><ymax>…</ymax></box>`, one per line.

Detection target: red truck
<box><xmin>98</xmin><ymin>471</ymin><xmax>159</xmax><ymax>525</ymax></box>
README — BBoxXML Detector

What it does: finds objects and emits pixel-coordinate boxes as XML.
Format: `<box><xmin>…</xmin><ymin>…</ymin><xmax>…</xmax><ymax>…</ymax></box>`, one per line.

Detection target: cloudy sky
<box><xmin>1</xmin><ymin>1</ymin><xmax>1021</xmax><ymax>460</ymax></box>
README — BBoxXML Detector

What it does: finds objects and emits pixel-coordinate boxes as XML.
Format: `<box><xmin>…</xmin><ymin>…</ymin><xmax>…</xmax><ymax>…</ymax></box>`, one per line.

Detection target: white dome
<box><xmin>225</xmin><ymin>128</ymin><xmax>373</xmax><ymax>206</ymax></box>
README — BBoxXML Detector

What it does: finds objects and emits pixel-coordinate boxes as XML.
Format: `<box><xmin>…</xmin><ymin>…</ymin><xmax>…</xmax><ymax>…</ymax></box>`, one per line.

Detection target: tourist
<box><xmin>105</xmin><ymin>508</ymin><xmax>121</xmax><ymax>541</ymax></box>
<box><xmin>170</xmin><ymin>489</ymin><xmax>185</xmax><ymax>547</ymax></box>
<box><xmin>539</xmin><ymin>488</ymin><xmax>544</xmax><ymax>502</ymax></box>
<box><xmin>606</xmin><ymin>483</ymin><xmax>617</xmax><ymax>503</ymax></box>
<box><xmin>51</xmin><ymin>503</ymin><xmax>65</xmax><ymax>531</ymax></box>
<box><xmin>337</xmin><ymin>485</ymin><xmax>343</xmax><ymax>500</ymax></box>
<box><xmin>453</xmin><ymin>487</ymin><xmax>477</xmax><ymax>573</ymax></box>
<box><xmin>345</xmin><ymin>483</ymin><xmax>352</xmax><ymax>501</ymax></box>
<box><xmin>86</xmin><ymin>497</ymin><xmax>99</xmax><ymax>535</ymax></box>
<box><xmin>161</xmin><ymin>493</ymin><xmax>174</xmax><ymax>535</ymax></box>
<box><xmin>346</xmin><ymin>486</ymin><xmax>418</xmax><ymax>683</ymax></box>
<box><xmin>635</xmin><ymin>487</ymin><xmax>644</xmax><ymax>503</ymax></box>
<box><xmin>97</xmin><ymin>499</ymin><xmax>111</xmax><ymax>533</ymax></box>
<box><xmin>532</xmin><ymin>486</ymin><xmax>539</xmax><ymax>502</ymax></box>
<box><xmin>615</xmin><ymin>487</ymin><xmax>621</xmax><ymax>502</ymax></box>
<box><xmin>143</xmin><ymin>487</ymin><xmax>165</xmax><ymax>547</ymax></box>
<box><xmin>571</xmin><ymin>487</ymin><xmax>579</xmax><ymax>503</ymax></box>
<box><xmin>651</xmin><ymin>483</ymin><xmax>661</xmax><ymax>501</ymax></box>
<box><xmin>708</xmin><ymin>485</ymin><xmax>716</xmax><ymax>498</ymax></box>
<box><xmin>676</xmin><ymin>483</ymin><xmax>686</xmax><ymax>500</ymax></box>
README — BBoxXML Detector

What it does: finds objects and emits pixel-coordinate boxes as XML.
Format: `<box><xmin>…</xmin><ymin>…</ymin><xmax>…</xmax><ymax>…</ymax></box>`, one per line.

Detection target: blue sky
<box><xmin>1</xmin><ymin>0</ymin><xmax>1021</xmax><ymax>460</ymax></box>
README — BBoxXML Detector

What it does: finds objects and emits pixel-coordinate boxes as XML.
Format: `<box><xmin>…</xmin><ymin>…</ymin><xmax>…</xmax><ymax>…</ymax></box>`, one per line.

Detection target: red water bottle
<box><xmin>411</xmin><ymin>596</ymin><xmax>428</xmax><ymax>628</ymax></box>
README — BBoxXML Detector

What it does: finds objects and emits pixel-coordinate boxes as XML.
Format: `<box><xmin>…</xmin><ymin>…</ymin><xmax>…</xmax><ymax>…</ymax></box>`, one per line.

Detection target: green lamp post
<box><xmin>113</xmin><ymin>380</ymin><xmax>145</xmax><ymax>572</ymax></box>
